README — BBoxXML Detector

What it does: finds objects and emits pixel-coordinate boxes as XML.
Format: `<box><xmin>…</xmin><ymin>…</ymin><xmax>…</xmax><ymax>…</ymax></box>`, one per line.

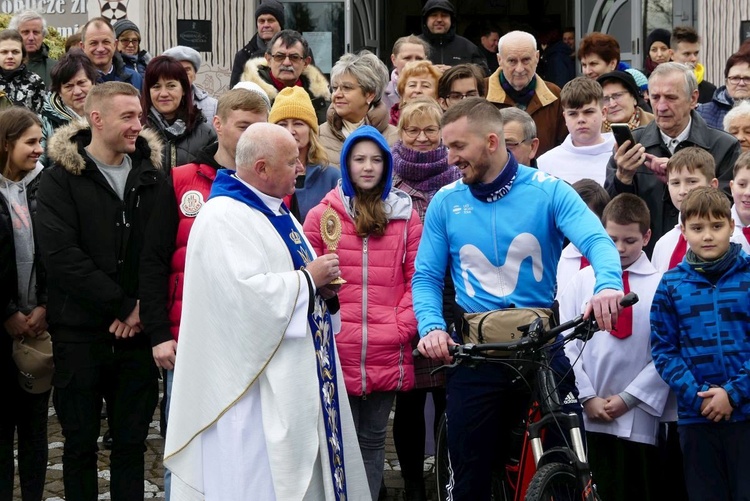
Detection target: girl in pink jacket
<box><xmin>304</xmin><ymin>125</ymin><xmax>422</xmax><ymax>500</ymax></box>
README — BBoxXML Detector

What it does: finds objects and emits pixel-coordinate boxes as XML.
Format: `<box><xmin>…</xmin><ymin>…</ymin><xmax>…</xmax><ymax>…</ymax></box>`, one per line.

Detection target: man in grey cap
<box><xmin>9</xmin><ymin>10</ymin><xmax>57</xmax><ymax>88</ymax></box>
<box><xmin>113</xmin><ymin>18</ymin><xmax>152</xmax><ymax>78</ymax></box>
<box><xmin>230</xmin><ymin>0</ymin><xmax>285</xmax><ymax>88</ymax></box>
<box><xmin>163</xmin><ymin>45</ymin><xmax>218</xmax><ymax>123</ymax></box>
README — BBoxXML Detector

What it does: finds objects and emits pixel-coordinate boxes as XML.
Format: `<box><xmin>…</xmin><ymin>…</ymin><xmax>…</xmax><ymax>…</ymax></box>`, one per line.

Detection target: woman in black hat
<box><xmin>644</xmin><ymin>28</ymin><xmax>672</xmax><ymax>77</ymax></box>
<box><xmin>597</xmin><ymin>70</ymin><xmax>655</xmax><ymax>131</ymax></box>
<box><xmin>113</xmin><ymin>19</ymin><xmax>152</xmax><ymax>78</ymax></box>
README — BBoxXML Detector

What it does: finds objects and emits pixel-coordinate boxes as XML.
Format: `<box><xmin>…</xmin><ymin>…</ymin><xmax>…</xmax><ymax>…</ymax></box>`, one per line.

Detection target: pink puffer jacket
<box><xmin>304</xmin><ymin>186</ymin><xmax>422</xmax><ymax>395</ymax></box>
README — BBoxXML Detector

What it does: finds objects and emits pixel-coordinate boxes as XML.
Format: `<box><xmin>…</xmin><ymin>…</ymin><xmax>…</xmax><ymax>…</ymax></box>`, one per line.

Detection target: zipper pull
<box><xmin>363</xmin><ymin>237</ymin><xmax>368</xmax><ymax>253</ymax></box>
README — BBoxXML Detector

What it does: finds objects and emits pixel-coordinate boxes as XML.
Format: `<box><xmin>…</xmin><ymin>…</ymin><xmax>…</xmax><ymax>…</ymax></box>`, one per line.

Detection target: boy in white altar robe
<box><xmin>163</xmin><ymin>123</ymin><xmax>369</xmax><ymax>501</ymax></box>
<box><xmin>559</xmin><ymin>193</ymin><xmax>670</xmax><ymax>501</ymax></box>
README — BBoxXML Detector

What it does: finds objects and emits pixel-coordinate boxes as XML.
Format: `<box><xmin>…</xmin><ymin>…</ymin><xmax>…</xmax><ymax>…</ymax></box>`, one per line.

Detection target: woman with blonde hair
<box><xmin>270</xmin><ymin>86</ymin><xmax>341</xmax><ymax>221</ymax></box>
<box><xmin>390</xmin><ymin>60</ymin><xmax>442</xmax><ymax>126</ymax></box>
<box><xmin>319</xmin><ymin>51</ymin><xmax>398</xmax><ymax>168</ymax></box>
<box><xmin>391</xmin><ymin>97</ymin><xmax>459</xmax><ymax>500</ymax></box>
<box><xmin>384</xmin><ymin>35</ymin><xmax>431</xmax><ymax>109</ymax></box>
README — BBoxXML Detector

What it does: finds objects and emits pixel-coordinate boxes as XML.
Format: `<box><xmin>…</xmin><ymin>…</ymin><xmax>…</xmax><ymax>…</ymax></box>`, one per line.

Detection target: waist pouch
<box><xmin>461</xmin><ymin>307</ymin><xmax>555</xmax><ymax>357</ymax></box>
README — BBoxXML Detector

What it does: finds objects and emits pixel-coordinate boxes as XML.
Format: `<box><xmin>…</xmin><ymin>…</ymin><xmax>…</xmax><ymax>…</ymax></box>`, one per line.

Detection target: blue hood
<box><xmin>339</xmin><ymin>125</ymin><xmax>393</xmax><ymax>200</ymax></box>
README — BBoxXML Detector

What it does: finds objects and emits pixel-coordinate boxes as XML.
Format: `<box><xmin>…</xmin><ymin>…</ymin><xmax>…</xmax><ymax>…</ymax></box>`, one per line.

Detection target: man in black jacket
<box><xmin>36</xmin><ymin>82</ymin><xmax>166</xmax><ymax>501</ymax></box>
<box><xmin>605</xmin><ymin>62</ymin><xmax>740</xmax><ymax>256</ymax></box>
<box><xmin>229</xmin><ymin>0</ymin><xmax>284</xmax><ymax>88</ymax></box>
<box><xmin>418</xmin><ymin>0</ymin><xmax>489</xmax><ymax>76</ymax></box>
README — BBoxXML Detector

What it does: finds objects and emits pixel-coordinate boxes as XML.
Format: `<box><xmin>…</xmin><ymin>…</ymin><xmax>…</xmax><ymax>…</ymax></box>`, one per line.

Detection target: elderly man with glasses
<box><xmin>237</xmin><ymin>29</ymin><xmax>330</xmax><ymax>125</ymax></box>
<box><xmin>698</xmin><ymin>50</ymin><xmax>750</xmax><ymax>129</ymax></box>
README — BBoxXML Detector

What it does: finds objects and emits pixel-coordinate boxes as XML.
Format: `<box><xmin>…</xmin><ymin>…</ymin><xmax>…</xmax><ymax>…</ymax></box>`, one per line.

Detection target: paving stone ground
<box><xmin>14</xmin><ymin>398</ymin><xmax>440</xmax><ymax>500</ymax></box>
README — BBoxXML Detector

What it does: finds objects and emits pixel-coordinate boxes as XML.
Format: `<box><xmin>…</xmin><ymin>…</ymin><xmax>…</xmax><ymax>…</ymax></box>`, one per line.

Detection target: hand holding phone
<box><xmin>610</xmin><ymin>123</ymin><xmax>636</xmax><ymax>150</ymax></box>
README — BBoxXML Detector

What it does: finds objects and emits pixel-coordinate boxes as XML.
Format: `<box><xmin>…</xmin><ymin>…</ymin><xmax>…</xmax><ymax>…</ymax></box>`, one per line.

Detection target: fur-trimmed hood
<box><xmin>47</xmin><ymin>120</ymin><xmax>163</xmax><ymax>176</ymax></box>
<box><xmin>239</xmin><ymin>56</ymin><xmax>331</xmax><ymax>101</ymax></box>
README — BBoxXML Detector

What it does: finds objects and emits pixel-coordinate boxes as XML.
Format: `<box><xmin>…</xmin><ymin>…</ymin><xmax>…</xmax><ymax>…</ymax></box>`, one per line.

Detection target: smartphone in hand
<box><xmin>610</xmin><ymin>123</ymin><xmax>636</xmax><ymax>150</ymax></box>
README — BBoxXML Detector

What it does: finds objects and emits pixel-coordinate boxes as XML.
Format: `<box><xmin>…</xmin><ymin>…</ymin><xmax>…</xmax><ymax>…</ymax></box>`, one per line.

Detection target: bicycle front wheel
<box><xmin>524</xmin><ymin>462</ymin><xmax>583</xmax><ymax>501</ymax></box>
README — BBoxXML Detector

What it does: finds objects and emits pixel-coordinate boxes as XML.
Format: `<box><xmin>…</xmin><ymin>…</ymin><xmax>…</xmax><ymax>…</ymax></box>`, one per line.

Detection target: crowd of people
<box><xmin>1</xmin><ymin>1</ymin><xmax>750</xmax><ymax>501</ymax></box>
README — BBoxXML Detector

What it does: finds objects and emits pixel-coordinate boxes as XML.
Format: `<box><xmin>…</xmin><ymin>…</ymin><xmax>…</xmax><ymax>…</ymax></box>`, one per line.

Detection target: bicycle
<box><xmin>423</xmin><ymin>292</ymin><xmax>639</xmax><ymax>501</ymax></box>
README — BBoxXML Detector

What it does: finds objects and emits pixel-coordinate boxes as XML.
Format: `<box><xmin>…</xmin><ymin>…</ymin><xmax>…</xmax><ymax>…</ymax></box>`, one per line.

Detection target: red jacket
<box><xmin>304</xmin><ymin>187</ymin><xmax>422</xmax><ymax>395</ymax></box>
<box><xmin>168</xmin><ymin>162</ymin><xmax>217</xmax><ymax>340</ymax></box>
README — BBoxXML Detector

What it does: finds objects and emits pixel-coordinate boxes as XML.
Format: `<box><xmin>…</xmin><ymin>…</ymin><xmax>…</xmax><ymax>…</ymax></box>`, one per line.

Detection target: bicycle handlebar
<box><xmin>413</xmin><ymin>292</ymin><xmax>639</xmax><ymax>359</ymax></box>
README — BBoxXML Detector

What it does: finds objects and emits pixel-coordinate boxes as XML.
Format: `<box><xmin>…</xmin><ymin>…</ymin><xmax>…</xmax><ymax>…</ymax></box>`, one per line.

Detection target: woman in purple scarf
<box><xmin>391</xmin><ymin>96</ymin><xmax>459</xmax><ymax>501</ymax></box>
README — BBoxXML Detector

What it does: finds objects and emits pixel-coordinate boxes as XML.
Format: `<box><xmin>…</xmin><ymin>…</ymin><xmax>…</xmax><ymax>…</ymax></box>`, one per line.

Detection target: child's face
<box><xmin>605</xmin><ymin>221</ymin><xmax>650</xmax><ymax>269</ymax></box>
<box><xmin>667</xmin><ymin>167</ymin><xmax>718</xmax><ymax>210</ymax></box>
<box><xmin>730</xmin><ymin>167</ymin><xmax>750</xmax><ymax>226</ymax></box>
<box><xmin>563</xmin><ymin>100</ymin><xmax>606</xmax><ymax>147</ymax></box>
<box><xmin>681</xmin><ymin>215</ymin><xmax>734</xmax><ymax>261</ymax></box>
<box><xmin>348</xmin><ymin>140</ymin><xmax>385</xmax><ymax>191</ymax></box>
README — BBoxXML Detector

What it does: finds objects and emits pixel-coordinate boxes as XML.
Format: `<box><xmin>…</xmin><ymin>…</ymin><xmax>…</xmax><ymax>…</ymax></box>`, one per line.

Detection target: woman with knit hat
<box><xmin>303</xmin><ymin>126</ymin><xmax>422</xmax><ymax>501</ymax></box>
<box><xmin>113</xmin><ymin>18</ymin><xmax>152</xmax><ymax>78</ymax></box>
<box><xmin>643</xmin><ymin>28</ymin><xmax>672</xmax><ymax>76</ymax></box>
<box><xmin>270</xmin><ymin>86</ymin><xmax>340</xmax><ymax>222</ymax></box>
<box><xmin>391</xmin><ymin>96</ymin><xmax>458</xmax><ymax>501</ymax></box>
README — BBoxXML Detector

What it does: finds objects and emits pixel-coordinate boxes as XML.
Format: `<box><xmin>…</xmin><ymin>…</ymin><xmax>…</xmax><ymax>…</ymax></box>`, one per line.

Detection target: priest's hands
<box><xmin>306</xmin><ymin>254</ymin><xmax>341</xmax><ymax>288</ymax></box>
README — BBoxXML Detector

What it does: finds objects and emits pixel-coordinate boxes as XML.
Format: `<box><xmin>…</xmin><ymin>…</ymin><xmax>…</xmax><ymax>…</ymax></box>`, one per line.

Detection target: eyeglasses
<box><xmin>402</xmin><ymin>126</ymin><xmax>440</xmax><ymax>138</ymax></box>
<box><xmin>505</xmin><ymin>139</ymin><xmax>531</xmax><ymax>150</ymax></box>
<box><xmin>118</xmin><ymin>38</ymin><xmax>140</xmax><ymax>46</ymax></box>
<box><xmin>270</xmin><ymin>53</ymin><xmax>304</xmax><ymax>63</ymax></box>
<box><xmin>727</xmin><ymin>75</ymin><xmax>750</xmax><ymax>85</ymax></box>
<box><xmin>330</xmin><ymin>83</ymin><xmax>359</xmax><ymax>94</ymax></box>
<box><xmin>602</xmin><ymin>91</ymin><xmax>629</xmax><ymax>104</ymax></box>
<box><xmin>445</xmin><ymin>91</ymin><xmax>479</xmax><ymax>101</ymax></box>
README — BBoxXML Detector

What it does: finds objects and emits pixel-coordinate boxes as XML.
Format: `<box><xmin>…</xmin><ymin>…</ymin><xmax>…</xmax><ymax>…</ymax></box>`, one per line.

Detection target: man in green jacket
<box><xmin>10</xmin><ymin>10</ymin><xmax>57</xmax><ymax>89</ymax></box>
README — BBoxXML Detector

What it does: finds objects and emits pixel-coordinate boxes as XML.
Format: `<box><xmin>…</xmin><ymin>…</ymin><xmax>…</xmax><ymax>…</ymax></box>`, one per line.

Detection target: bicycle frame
<box><xmin>428</xmin><ymin>293</ymin><xmax>639</xmax><ymax>501</ymax></box>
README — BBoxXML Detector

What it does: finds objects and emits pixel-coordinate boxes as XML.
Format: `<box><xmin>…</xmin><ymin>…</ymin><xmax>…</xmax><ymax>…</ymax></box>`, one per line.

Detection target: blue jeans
<box><xmin>348</xmin><ymin>391</ymin><xmax>396</xmax><ymax>501</ymax></box>
<box><xmin>164</xmin><ymin>369</ymin><xmax>173</xmax><ymax>500</ymax></box>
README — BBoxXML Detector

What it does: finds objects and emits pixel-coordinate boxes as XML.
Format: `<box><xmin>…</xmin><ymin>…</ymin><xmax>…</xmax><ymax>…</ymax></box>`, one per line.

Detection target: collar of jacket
<box><xmin>240</xmin><ymin>56</ymin><xmax>331</xmax><ymax>101</ymax></box>
<box><xmin>486</xmin><ymin>72</ymin><xmax>558</xmax><ymax>108</ymax></box>
<box><xmin>28</xmin><ymin>43</ymin><xmax>50</xmax><ymax>62</ymax></box>
<box><xmin>637</xmin><ymin>110</ymin><xmax>714</xmax><ymax>151</ymax></box>
<box><xmin>47</xmin><ymin>120</ymin><xmax>163</xmax><ymax>175</ymax></box>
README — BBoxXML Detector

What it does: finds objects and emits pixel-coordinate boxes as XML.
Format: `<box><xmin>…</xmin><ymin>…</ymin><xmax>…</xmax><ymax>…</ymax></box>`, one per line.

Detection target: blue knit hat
<box><xmin>625</xmin><ymin>68</ymin><xmax>649</xmax><ymax>91</ymax></box>
<box><xmin>339</xmin><ymin>125</ymin><xmax>393</xmax><ymax>200</ymax></box>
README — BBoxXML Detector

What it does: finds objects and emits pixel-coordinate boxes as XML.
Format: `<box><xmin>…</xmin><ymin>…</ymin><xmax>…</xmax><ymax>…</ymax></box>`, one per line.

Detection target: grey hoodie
<box><xmin>0</xmin><ymin>163</ymin><xmax>43</xmax><ymax>311</ymax></box>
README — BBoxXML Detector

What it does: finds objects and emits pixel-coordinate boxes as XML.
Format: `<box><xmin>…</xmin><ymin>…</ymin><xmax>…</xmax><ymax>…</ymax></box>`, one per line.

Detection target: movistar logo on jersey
<box><xmin>459</xmin><ymin>233</ymin><xmax>543</xmax><ymax>298</ymax></box>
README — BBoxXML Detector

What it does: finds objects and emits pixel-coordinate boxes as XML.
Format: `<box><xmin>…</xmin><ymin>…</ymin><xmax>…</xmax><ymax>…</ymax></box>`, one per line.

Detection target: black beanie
<box><xmin>646</xmin><ymin>28</ymin><xmax>671</xmax><ymax>52</ymax></box>
<box><xmin>256</xmin><ymin>0</ymin><xmax>285</xmax><ymax>29</ymax></box>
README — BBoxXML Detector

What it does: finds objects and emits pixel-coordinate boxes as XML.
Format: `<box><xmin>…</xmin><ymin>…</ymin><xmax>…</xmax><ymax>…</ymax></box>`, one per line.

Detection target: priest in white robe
<box><xmin>163</xmin><ymin>123</ymin><xmax>369</xmax><ymax>501</ymax></box>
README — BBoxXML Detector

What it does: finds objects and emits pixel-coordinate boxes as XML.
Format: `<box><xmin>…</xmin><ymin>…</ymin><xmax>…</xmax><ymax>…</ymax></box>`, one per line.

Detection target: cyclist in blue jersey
<box><xmin>413</xmin><ymin>97</ymin><xmax>625</xmax><ymax>500</ymax></box>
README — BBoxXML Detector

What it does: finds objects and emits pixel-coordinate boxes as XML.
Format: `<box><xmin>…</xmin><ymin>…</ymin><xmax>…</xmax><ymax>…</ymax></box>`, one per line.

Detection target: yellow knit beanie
<box><xmin>269</xmin><ymin>86</ymin><xmax>319</xmax><ymax>134</ymax></box>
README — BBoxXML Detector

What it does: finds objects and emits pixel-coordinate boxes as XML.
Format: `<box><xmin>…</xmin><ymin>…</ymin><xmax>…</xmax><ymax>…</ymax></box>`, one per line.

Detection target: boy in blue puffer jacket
<box><xmin>651</xmin><ymin>186</ymin><xmax>750</xmax><ymax>501</ymax></box>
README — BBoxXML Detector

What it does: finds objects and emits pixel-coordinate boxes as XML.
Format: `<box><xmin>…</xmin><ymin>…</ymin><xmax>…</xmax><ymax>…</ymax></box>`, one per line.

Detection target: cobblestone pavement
<box><xmin>14</xmin><ymin>401</ymin><xmax>440</xmax><ymax>500</ymax></box>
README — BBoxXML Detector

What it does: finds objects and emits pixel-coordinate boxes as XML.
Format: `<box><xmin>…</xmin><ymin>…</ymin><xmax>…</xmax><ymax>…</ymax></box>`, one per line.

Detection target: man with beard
<box><xmin>412</xmin><ymin>97</ymin><xmax>624</xmax><ymax>500</ymax></box>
